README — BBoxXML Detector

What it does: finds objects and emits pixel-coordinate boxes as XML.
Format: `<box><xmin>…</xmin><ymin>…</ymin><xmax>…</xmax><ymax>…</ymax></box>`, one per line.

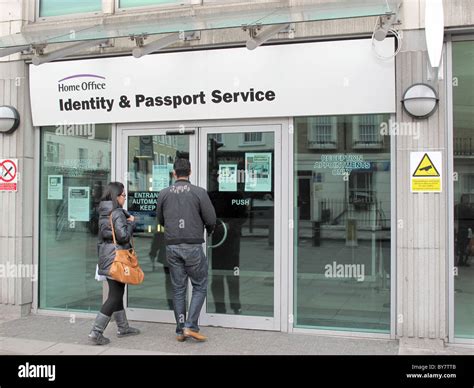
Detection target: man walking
<box><xmin>156</xmin><ymin>158</ymin><xmax>216</xmax><ymax>342</ymax></box>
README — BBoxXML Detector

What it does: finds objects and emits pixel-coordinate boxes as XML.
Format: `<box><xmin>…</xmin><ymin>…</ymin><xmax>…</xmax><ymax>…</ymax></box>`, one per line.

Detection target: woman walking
<box><xmin>89</xmin><ymin>182</ymin><xmax>141</xmax><ymax>345</ymax></box>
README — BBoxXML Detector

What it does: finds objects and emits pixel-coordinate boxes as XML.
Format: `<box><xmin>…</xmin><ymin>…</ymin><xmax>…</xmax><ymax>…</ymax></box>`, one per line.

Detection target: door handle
<box><xmin>165</xmin><ymin>130</ymin><xmax>195</xmax><ymax>135</ymax></box>
<box><xmin>207</xmin><ymin>219</ymin><xmax>228</xmax><ymax>249</ymax></box>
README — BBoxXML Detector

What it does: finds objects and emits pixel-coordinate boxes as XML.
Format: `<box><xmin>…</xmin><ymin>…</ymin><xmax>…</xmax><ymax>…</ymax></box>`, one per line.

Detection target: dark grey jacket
<box><xmin>156</xmin><ymin>179</ymin><xmax>216</xmax><ymax>245</ymax></box>
<box><xmin>97</xmin><ymin>201</ymin><xmax>135</xmax><ymax>276</ymax></box>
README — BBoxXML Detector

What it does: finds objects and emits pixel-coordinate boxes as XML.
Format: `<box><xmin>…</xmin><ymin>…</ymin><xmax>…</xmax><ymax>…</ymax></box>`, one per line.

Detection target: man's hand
<box><xmin>206</xmin><ymin>224</ymin><xmax>215</xmax><ymax>235</ymax></box>
<box><xmin>127</xmin><ymin>215</ymin><xmax>135</xmax><ymax>222</ymax></box>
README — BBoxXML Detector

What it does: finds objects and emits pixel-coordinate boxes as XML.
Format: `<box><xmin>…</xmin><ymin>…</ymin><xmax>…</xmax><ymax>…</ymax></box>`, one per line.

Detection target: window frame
<box><xmin>36</xmin><ymin>125</ymin><xmax>113</xmax><ymax>312</ymax></box>
<box><xmin>115</xmin><ymin>0</ymin><xmax>197</xmax><ymax>14</ymax></box>
<box><xmin>447</xmin><ymin>35</ymin><xmax>474</xmax><ymax>344</ymax></box>
<box><xmin>36</xmin><ymin>0</ymin><xmax>103</xmax><ymax>22</ymax></box>
<box><xmin>240</xmin><ymin>132</ymin><xmax>264</xmax><ymax>146</ymax></box>
<box><xmin>307</xmin><ymin>116</ymin><xmax>338</xmax><ymax>149</ymax></box>
<box><xmin>291</xmin><ymin>113</ymin><xmax>396</xmax><ymax>337</ymax></box>
<box><xmin>352</xmin><ymin>114</ymin><xmax>384</xmax><ymax>149</ymax></box>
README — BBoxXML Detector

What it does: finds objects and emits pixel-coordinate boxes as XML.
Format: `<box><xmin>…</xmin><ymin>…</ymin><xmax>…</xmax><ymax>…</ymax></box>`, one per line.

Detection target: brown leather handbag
<box><xmin>108</xmin><ymin>215</ymin><xmax>144</xmax><ymax>285</ymax></box>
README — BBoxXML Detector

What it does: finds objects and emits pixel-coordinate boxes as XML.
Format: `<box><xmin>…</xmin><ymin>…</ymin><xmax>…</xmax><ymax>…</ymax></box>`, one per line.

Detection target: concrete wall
<box><xmin>395</xmin><ymin>29</ymin><xmax>448</xmax><ymax>347</ymax></box>
<box><xmin>402</xmin><ymin>0</ymin><xmax>474</xmax><ymax>30</ymax></box>
<box><xmin>0</xmin><ymin>0</ymin><xmax>35</xmax><ymax>317</ymax></box>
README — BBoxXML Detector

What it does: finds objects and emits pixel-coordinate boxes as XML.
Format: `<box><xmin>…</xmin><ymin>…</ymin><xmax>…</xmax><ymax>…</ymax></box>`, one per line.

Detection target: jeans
<box><xmin>166</xmin><ymin>244</ymin><xmax>208</xmax><ymax>334</ymax></box>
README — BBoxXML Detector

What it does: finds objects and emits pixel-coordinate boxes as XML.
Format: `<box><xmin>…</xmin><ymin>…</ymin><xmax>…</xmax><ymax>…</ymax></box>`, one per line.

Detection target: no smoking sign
<box><xmin>0</xmin><ymin>159</ymin><xmax>18</xmax><ymax>192</ymax></box>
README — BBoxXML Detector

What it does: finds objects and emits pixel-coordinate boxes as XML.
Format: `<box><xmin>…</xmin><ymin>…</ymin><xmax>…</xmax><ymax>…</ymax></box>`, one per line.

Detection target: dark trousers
<box><xmin>100</xmin><ymin>279</ymin><xmax>125</xmax><ymax>317</ymax></box>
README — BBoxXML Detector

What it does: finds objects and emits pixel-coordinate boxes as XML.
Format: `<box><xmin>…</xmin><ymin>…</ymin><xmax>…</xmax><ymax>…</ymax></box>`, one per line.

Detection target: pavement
<box><xmin>0</xmin><ymin>314</ymin><xmax>472</xmax><ymax>356</ymax></box>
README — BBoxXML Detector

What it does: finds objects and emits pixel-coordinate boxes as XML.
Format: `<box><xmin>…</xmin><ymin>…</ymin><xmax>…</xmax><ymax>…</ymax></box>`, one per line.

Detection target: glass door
<box><xmin>118</xmin><ymin>126</ymin><xmax>197</xmax><ymax>322</ymax></box>
<box><xmin>199</xmin><ymin>125</ymin><xmax>281</xmax><ymax>331</ymax></box>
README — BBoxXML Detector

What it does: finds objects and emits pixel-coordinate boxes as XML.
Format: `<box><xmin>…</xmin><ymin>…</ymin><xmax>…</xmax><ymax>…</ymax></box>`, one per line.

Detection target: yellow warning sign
<box><xmin>412</xmin><ymin>153</ymin><xmax>440</xmax><ymax>177</ymax></box>
<box><xmin>411</xmin><ymin>151</ymin><xmax>442</xmax><ymax>193</ymax></box>
<box><xmin>411</xmin><ymin>178</ymin><xmax>441</xmax><ymax>192</ymax></box>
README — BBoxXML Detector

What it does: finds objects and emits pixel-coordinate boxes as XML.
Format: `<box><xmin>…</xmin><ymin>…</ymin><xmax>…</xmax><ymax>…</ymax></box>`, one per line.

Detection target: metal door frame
<box><xmin>198</xmin><ymin>123</ymin><xmax>282</xmax><ymax>331</ymax></box>
<box><xmin>116</xmin><ymin>123</ymin><xmax>198</xmax><ymax>323</ymax></box>
<box><xmin>116</xmin><ymin>119</ymin><xmax>284</xmax><ymax>330</ymax></box>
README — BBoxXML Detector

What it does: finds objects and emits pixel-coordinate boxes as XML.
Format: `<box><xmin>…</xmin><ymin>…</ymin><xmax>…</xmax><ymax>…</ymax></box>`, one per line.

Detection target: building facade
<box><xmin>0</xmin><ymin>0</ymin><xmax>473</xmax><ymax>348</ymax></box>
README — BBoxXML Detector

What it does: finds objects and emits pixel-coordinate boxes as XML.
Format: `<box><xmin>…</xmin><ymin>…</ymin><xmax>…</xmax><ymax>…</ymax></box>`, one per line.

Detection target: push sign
<box><xmin>0</xmin><ymin>159</ymin><xmax>18</xmax><ymax>192</ymax></box>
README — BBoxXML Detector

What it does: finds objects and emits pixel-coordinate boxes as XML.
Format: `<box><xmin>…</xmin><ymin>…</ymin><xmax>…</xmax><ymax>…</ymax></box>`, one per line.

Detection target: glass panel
<box><xmin>39</xmin><ymin>124</ymin><xmax>112</xmax><ymax>311</ymax></box>
<box><xmin>294</xmin><ymin>114</ymin><xmax>391</xmax><ymax>332</ymax></box>
<box><xmin>120</xmin><ymin>0</ymin><xmax>188</xmax><ymax>8</ymax></box>
<box><xmin>39</xmin><ymin>0</ymin><xmax>102</xmax><ymax>17</ymax></box>
<box><xmin>206</xmin><ymin>131</ymin><xmax>274</xmax><ymax>317</ymax></box>
<box><xmin>0</xmin><ymin>0</ymin><xmax>398</xmax><ymax>48</ymax></box>
<box><xmin>453</xmin><ymin>41</ymin><xmax>474</xmax><ymax>339</ymax></box>
<box><xmin>126</xmin><ymin>134</ymin><xmax>190</xmax><ymax>310</ymax></box>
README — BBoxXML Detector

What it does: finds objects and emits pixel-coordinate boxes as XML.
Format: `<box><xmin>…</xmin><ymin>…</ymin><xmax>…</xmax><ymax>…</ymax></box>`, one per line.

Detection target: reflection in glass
<box><xmin>39</xmin><ymin>0</ymin><xmax>101</xmax><ymax>17</ymax></box>
<box><xmin>294</xmin><ymin>115</ymin><xmax>391</xmax><ymax>332</ymax></box>
<box><xmin>120</xmin><ymin>0</ymin><xmax>186</xmax><ymax>8</ymax></box>
<box><xmin>126</xmin><ymin>134</ymin><xmax>189</xmax><ymax>311</ymax></box>
<box><xmin>207</xmin><ymin>132</ymin><xmax>274</xmax><ymax>317</ymax></box>
<box><xmin>39</xmin><ymin>124</ymin><xmax>112</xmax><ymax>311</ymax></box>
<box><xmin>453</xmin><ymin>41</ymin><xmax>474</xmax><ymax>339</ymax></box>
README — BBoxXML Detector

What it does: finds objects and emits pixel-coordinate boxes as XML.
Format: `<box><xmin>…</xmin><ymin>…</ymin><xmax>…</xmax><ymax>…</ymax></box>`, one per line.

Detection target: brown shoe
<box><xmin>176</xmin><ymin>334</ymin><xmax>186</xmax><ymax>342</ymax></box>
<box><xmin>183</xmin><ymin>328</ymin><xmax>207</xmax><ymax>342</ymax></box>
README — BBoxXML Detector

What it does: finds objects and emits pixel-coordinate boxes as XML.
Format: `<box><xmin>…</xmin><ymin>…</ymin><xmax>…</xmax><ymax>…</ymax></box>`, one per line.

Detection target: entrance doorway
<box><xmin>117</xmin><ymin>122</ymin><xmax>281</xmax><ymax>331</ymax></box>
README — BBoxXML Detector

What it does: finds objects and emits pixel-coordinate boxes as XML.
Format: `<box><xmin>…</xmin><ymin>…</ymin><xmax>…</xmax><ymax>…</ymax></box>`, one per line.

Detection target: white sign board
<box><xmin>218</xmin><ymin>164</ymin><xmax>238</xmax><ymax>192</ymax></box>
<box><xmin>29</xmin><ymin>39</ymin><xmax>395</xmax><ymax>126</ymax></box>
<box><xmin>48</xmin><ymin>175</ymin><xmax>63</xmax><ymax>199</ymax></box>
<box><xmin>0</xmin><ymin>159</ymin><xmax>18</xmax><ymax>192</ymax></box>
<box><xmin>245</xmin><ymin>153</ymin><xmax>272</xmax><ymax>192</ymax></box>
<box><xmin>152</xmin><ymin>165</ymin><xmax>170</xmax><ymax>192</ymax></box>
<box><xmin>410</xmin><ymin>152</ymin><xmax>442</xmax><ymax>193</ymax></box>
<box><xmin>68</xmin><ymin>187</ymin><xmax>90</xmax><ymax>221</ymax></box>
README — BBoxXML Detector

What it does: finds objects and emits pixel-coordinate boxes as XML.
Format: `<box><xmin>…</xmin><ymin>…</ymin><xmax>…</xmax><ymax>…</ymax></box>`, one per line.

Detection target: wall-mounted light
<box><xmin>401</xmin><ymin>83</ymin><xmax>439</xmax><ymax>119</ymax></box>
<box><xmin>0</xmin><ymin>105</ymin><xmax>20</xmax><ymax>134</ymax></box>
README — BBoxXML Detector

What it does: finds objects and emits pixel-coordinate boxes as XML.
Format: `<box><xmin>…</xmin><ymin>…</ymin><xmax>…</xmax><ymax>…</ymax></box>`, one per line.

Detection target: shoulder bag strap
<box><xmin>109</xmin><ymin>213</ymin><xmax>117</xmax><ymax>246</ymax></box>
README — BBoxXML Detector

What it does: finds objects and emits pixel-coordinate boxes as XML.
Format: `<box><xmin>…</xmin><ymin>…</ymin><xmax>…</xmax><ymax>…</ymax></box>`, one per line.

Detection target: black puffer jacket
<box><xmin>97</xmin><ymin>201</ymin><xmax>135</xmax><ymax>276</ymax></box>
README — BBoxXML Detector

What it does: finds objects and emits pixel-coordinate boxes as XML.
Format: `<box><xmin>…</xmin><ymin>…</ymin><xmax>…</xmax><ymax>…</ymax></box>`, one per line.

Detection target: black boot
<box><xmin>88</xmin><ymin>312</ymin><xmax>111</xmax><ymax>345</ymax></box>
<box><xmin>114</xmin><ymin>310</ymin><xmax>141</xmax><ymax>337</ymax></box>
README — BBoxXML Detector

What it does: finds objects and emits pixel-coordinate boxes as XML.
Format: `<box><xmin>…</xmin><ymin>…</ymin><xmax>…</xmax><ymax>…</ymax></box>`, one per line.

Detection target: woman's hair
<box><xmin>101</xmin><ymin>182</ymin><xmax>125</xmax><ymax>209</ymax></box>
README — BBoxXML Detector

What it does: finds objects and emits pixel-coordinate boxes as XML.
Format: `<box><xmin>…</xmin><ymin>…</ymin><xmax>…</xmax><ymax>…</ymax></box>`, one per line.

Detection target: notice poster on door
<box><xmin>139</xmin><ymin>136</ymin><xmax>154</xmax><ymax>159</ymax></box>
<box><xmin>152</xmin><ymin>165</ymin><xmax>170</xmax><ymax>191</ymax></box>
<box><xmin>245</xmin><ymin>153</ymin><xmax>272</xmax><ymax>192</ymax></box>
<box><xmin>218</xmin><ymin>164</ymin><xmax>238</xmax><ymax>192</ymax></box>
<box><xmin>48</xmin><ymin>175</ymin><xmax>63</xmax><ymax>200</ymax></box>
<box><xmin>68</xmin><ymin>187</ymin><xmax>90</xmax><ymax>222</ymax></box>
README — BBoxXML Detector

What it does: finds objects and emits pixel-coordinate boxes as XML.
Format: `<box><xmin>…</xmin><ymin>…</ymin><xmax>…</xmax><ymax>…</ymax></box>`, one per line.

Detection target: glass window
<box><xmin>126</xmin><ymin>134</ymin><xmax>190</xmax><ymax>310</ymax></box>
<box><xmin>294</xmin><ymin>114</ymin><xmax>391</xmax><ymax>332</ymax></box>
<box><xmin>119</xmin><ymin>0</ymin><xmax>187</xmax><ymax>8</ymax></box>
<box><xmin>206</xmin><ymin>132</ymin><xmax>275</xmax><ymax>317</ymax></box>
<box><xmin>243</xmin><ymin>132</ymin><xmax>263</xmax><ymax>144</ymax></box>
<box><xmin>39</xmin><ymin>0</ymin><xmax>102</xmax><ymax>17</ymax></box>
<box><xmin>39</xmin><ymin>125</ymin><xmax>112</xmax><ymax>312</ymax></box>
<box><xmin>308</xmin><ymin>116</ymin><xmax>337</xmax><ymax>148</ymax></box>
<box><xmin>453</xmin><ymin>41</ymin><xmax>474</xmax><ymax>339</ymax></box>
